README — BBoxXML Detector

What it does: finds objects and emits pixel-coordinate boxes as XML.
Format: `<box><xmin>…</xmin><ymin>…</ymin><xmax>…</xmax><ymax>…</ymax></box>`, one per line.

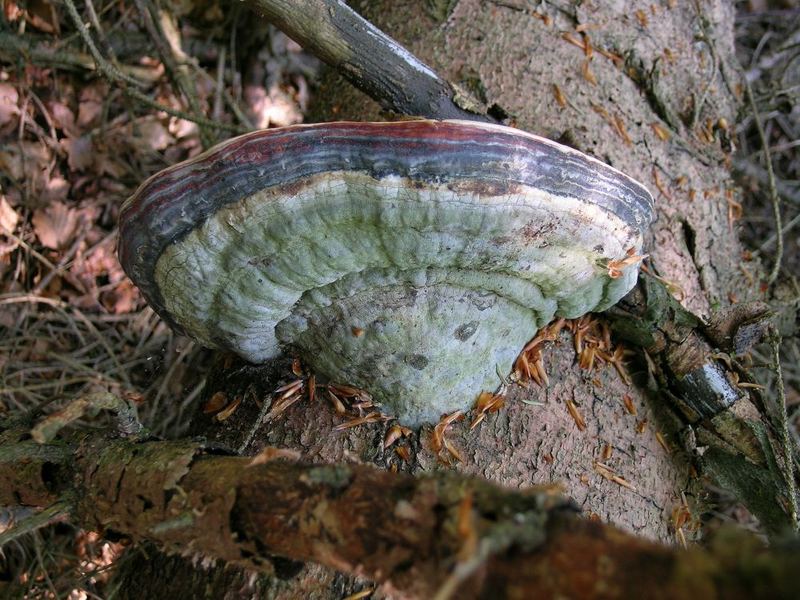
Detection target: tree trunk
<box><xmin>112</xmin><ymin>1</ymin><xmax>755</xmax><ymax>597</ymax></box>
<box><xmin>303</xmin><ymin>0</ymin><xmax>749</xmax><ymax>533</ymax></box>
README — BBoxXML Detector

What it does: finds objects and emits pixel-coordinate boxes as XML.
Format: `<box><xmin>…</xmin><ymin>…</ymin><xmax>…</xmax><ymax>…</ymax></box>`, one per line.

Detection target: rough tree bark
<box><xmin>301</xmin><ymin>0</ymin><xmax>750</xmax><ymax>529</ymax></box>
<box><xmin>105</xmin><ymin>0</ymin><xmax>778</xmax><ymax>597</ymax></box>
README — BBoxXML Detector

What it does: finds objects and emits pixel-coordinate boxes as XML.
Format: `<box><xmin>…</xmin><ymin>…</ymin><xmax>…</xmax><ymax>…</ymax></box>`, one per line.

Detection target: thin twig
<box><xmin>758</xmin><ymin>212</ymin><xmax>800</xmax><ymax>255</ymax></box>
<box><xmin>0</xmin><ymin>224</ymin><xmax>65</xmax><ymax>282</ymax></box>
<box><xmin>0</xmin><ymin>502</ymin><xmax>72</xmax><ymax>548</ymax></box>
<box><xmin>132</xmin><ymin>0</ymin><xmax>214</xmax><ymax>146</ymax></box>
<box><xmin>0</xmin><ymin>32</ymin><xmax>163</xmax><ymax>81</ymax></box>
<box><xmin>768</xmin><ymin>329</ymin><xmax>799</xmax><ymax>531</ymax></box>
<box><xmin>62</xmin><ymin>0</ymin><xmax>146</xmax><ymax>88</ymax></box>
<box><xmin>744</xmin><ymin>77</ymin><xmax>784</xmax><ymax>285</ymax></box>
<box><xmin>62</xmin><ymin>0</ymin><xmax>245</xmax><ymax>134</ymax></box>
<box><xmin>733</xmin><ymin>158</ymin><xmax>800</xmax><ymax>206</ymax></box>
<box><xmin>190</xmin><ymin>53</ymin><xmax>255</xmax><ymax>129</ymax></box>
<box><xmin>213</xmin><ymin>45</ymin><xmax>226</xmax><ymax>122</ymax></box>
<box><xmin>83</xmin><ymin>0</ymin><xmax>118</xmax><ymax>64</ymax></box>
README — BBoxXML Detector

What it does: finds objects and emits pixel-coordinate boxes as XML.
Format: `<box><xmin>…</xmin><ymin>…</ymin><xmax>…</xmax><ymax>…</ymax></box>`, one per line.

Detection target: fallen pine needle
<box><xmin>566</xmin><ymin>399</ymin><xmax>587</xmax><ymax>431</ymax></box>
<box><xmin>593</xmin><ymin>461</ymin><xmax>636</xmax><ymax>491</ymax></box>
<box><xmin>248</xmin><ymin>446</ymin><xmax>302</xmax><ymax>466</ymax></box>
<box><xmin>333</xmin><ymin>412</ymin><xmax>391</xmax><ymax>431</ymax></box>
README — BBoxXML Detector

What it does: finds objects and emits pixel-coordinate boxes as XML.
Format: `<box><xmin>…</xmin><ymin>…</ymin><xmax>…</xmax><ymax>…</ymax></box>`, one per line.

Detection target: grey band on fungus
<box><xmin>119</xmin><ymin>120</ymin><xmax>655</xmax><ymax>425</ymax></box>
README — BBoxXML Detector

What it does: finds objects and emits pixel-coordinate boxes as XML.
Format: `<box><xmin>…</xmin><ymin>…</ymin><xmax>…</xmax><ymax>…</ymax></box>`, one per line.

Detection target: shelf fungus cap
<box><xmin>119</xmin><ymin>120</ymin><xmax>655</xmax><ymax>426</ymax></box>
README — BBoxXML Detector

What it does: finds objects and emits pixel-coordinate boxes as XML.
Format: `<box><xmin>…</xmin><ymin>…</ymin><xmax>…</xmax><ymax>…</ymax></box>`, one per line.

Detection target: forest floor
<box><xmin>0</xmin><ymin>1</ymin><xmax>798</xmax><ymax>597</ymax></box>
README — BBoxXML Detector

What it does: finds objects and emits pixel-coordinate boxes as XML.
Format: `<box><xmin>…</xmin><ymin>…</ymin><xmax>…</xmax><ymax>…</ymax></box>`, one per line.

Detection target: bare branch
<box><xmin>246</xmin><ymin>0</ymin><xmax>494</xmax><ymax>122</ymax></box>
<box><xmin>1</xmin><ymin>425</ymin><xmax>799</xmax><ymax>598</ymax></box>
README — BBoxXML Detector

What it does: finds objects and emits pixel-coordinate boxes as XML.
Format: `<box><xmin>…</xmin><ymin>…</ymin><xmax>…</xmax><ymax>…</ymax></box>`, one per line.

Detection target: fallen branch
<box><xmin>0</xmin><ymin>422</ymin><xmax>798</xmax><ymax>598</ymax></box>
<box><xmin>246</xmin><ymin>0</ymin><xmax>493</xmax><ymax>122</ymax></box>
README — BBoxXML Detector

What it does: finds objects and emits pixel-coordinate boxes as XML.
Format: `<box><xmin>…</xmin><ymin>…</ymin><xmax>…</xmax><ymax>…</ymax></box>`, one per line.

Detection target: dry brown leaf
<box><xmin>61</xmin><ymin>136</ymin><xmax>94</xmax><ymax>172</ymax></box>
<box><xmin>42</xmin><ymin>176</ymin><xmax>70</xmax><ymax>205</ymax></box>
<box><xmin>32</xmin><ymin>201</ymin><xmax>80</xmax><ymax>249</ymax></box>
<box><xmin>605</xmin><ymin>250</ymin><xmax>647</xmax><ymax>278</ymax></box>
<box><xmin>0</xmin><ymin>141</ymin><xmax>51</xmax><ymax>183</ymax></box>
<box><xmin>202</xmin><ymin>391</ymin><xmax>228</xmax><ymax>414</ymax></box>
<box><xmin>47</xmin><ymin>101</ymin><xmax>77</xmax><ymax>135</ymax></box>
<box><xmin>291</xmin><ymin>358</ymin><xmax>303</xmax><ymax>376</ymax></box>
<box><xmin>244</xmin><ymin>83</ymin><xmax>303</xmax><ymax>129</ymax></box>
<box><xmin>4</xmin><ymin>0</ymin><xmax>24</xmax><ymax>21</ymax></box>
<box><xmin>552</xmin><ymin>84</ymin><xmax>567</xmax><ymax>108</ymax></box>
<box><xmin>168</xmin><ymin>116</ymin><xmax>199</xmax><ymax>142</ymax></box>
<box><xmin>0</xmin><ymin>195</ymin><xmax>19</xmax><ymax>233</ymax></box>
<box><xmin>247</xmin><ymin>446</ymin><xmax>301</xmax><ymax>466</ymax></box>
<box><xmin>332</xmin><ymin>411</ymin><xmax>386</xmax><ymax>431</ymax></box>
<box><xmin>622</xmin><ymin>393</ymin><xmax>637</xmax><ymax>415</ymax></box>
<box><xmin>25</xmin><ymin>0</ymin><xmax>59</xmax><ymax>33</ymax></box>
<box><xmin>593</xmin><ymin>461</ymin><xmax>636</xmax><ymax>491</ymax></box>
<box><xmin>566</xmin><ymin>399</ymin><xmax>587</xmax><ymax>431</ymax></box>
<box><xmin>94</xmin><ymin>152</ymin><xmax>127</xmax><ymax>178</ymax></box>
<box><xmin>342</xmin><ymin>589</ymin><xmax>374</xmax><ymax>600</ymax></box>
<box><xmin>395</xmin><ymin>445</ymin><xmax>411</xmax><ymax>462</ymax></box>
<box><xmin>132</xmin><ymin>118</ymin><xmax>175</xmax><ymax>152</ymax></box>
<box><xmin>101</xmin><ymin>279</ymin><xmax>139</xmax><ymax>314</ymax></box>
<box><xmin>384</xmin><ymin>424</ymin><xmax>404</xmax><ymax>449</ymax></box>
<box><xmin>0</xmin><ymin>83</ymin><xmax>19</xmax><ymax>129</ymax></box>
<box><xmin>651</xmin><ymin>122</ymin><xmax>671</xmax><ymax>141</ymax></box>
<box><xmin>77</xmin><ymin>82</ymin><xmax>107</xmax><ymax>128</ymax></box>
<box><xmin>216</xmin><ymin>396</ymin><xmax>242</xmax><ymax>421</ymax></box>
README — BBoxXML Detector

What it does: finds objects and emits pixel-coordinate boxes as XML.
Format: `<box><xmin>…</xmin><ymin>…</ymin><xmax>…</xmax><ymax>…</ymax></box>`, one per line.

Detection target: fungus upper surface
<box><xmin>119</xmin><ymin>120</ymin><xmax>654</xmax><ymax>425</ymax></box>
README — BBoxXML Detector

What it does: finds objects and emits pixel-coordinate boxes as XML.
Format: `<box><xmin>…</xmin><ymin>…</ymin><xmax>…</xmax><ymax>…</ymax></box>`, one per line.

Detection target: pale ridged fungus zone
<box><xmin>119</xmin><ymin>120</ymin><xmax>655</xmax><ymax>425</ymax></box>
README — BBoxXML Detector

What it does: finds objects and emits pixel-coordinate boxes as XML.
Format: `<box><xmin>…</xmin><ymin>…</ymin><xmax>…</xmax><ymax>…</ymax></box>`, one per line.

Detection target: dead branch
<box><xmin>245</xmin><ymin>0</ymin><xmax>494</xmax><ymax>122</ymax></box>
<box><xmin>1</xmin><ymin>423</ymin><xmax>798</xmax><ymax>599</ymax></box>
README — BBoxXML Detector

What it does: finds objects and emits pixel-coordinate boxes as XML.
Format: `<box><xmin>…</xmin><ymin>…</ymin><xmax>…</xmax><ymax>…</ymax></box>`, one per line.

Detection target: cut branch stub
<box><xmin>119</xmin><ymin>120</ymin><xmax>654</xmax><ymax>425</ymax></box>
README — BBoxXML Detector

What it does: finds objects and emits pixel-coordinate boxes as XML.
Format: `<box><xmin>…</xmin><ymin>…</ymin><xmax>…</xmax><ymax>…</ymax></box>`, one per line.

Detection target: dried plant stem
<box><xmin>769</xmin><ymin>330</ymin><xmax>799</xmax><ymax>530</ymax></box>
<box><xmin>744</xmin><ymin>77</ymin><xmax>784</xmax><ymax>285</ymax></box>
<box><xmin>62</xmin><ymin>0</ymin><xmax>145</xmax><ymax>89</ymax></box>
<box><xmin>0</xmin><ymin>295</ymin><xmax>131</xmax><ymax>387</ymax></box>
<box><xmin>132</xmin><ymin>0</ymin><xmax>214</xmax><ymax>146</ymax></box>
<box><xmin>0</xmin><ymin>502</ymin><xmax>72</xmax><ymax>548</ymax></box>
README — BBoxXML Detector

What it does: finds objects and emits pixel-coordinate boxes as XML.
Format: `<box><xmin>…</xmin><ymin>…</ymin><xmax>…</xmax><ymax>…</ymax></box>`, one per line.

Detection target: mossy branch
<box><xmin>1</xmin><ymin>415</ymin><xmax>799</xmax><ymax>598</ymax></box>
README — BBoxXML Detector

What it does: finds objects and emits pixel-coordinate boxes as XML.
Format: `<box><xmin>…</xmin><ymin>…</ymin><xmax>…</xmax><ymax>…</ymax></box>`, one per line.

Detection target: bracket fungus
<box><xmin>119</xmin><ymin>120</ymin><xmax>654</xmax><ymax>425</ymax></box>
